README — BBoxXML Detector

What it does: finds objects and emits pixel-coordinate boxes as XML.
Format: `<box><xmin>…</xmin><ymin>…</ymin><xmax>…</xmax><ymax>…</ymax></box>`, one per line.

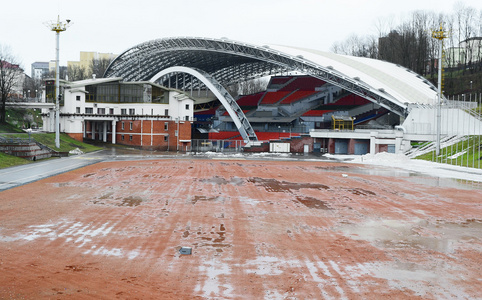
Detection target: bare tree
<box><xmin>67</xmin><ymin>64</ymin><xmax>87</xmax><ymax>81</ymax></box>
<box><xmin>89</xmin><ymin>57</ymin><xmax>113</xmax><ymax>79</ymax></box>
<box><xmin>0</xmin><ymin>45</ymin><xmax>23</xmax><ymax>124</ymax></box>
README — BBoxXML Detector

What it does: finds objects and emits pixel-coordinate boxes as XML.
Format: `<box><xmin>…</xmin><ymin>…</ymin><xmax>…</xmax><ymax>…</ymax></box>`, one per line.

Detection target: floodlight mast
<box><xmin>47</xmin><ymin>16</ymin><xmax>71</xmax><ymax>149</ymax></box>
<box><xmin>432</xmin><ymin>23</ymin><xmax>448</xmax><ymax>157</ymax></box>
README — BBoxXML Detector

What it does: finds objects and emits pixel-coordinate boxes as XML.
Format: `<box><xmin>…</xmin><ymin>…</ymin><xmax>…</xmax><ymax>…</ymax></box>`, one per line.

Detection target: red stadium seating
<box><xmin>279</xmin><ymin>91</ymin><xmax>317</xmax><ymax>104</ymax></box>
<box><xmin>259</xmin><ymin>91</ymin><xmax>291</xmax><ymax>105</ymax></box>
<box><xmin>208</xmin><ymin>131</ymin><xmax>301</xmax><ymax>141</ymax></box>
<box><xmin>208</xmin><ymin>131</ymin><xmax>241</xmax><ymax>140</ymax></box>
<box><xmin>302</xmin><ymin>110</ymin><xmax>334</xmax><ymax>116</ymax></box>
<box><xmin>237</xmin><ymin>92</ymin><xmax>265</xmax><ymax>107</ymax></box>
<box><xmin>280</xmin><ymin>77</ymin><xmax>326</xmax><ymax>91</ymax></box>
<box><xmin>329</xmin><ymin>94</ymin><xmax>371</xmax><ymax>106</ymax></box>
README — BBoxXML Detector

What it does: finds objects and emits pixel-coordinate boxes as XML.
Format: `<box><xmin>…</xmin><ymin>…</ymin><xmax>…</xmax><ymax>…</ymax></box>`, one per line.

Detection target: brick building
<box><xmin>42</xmin><ymin>77</ymin><xmax>194</xmax><ymax>151</ymax></box>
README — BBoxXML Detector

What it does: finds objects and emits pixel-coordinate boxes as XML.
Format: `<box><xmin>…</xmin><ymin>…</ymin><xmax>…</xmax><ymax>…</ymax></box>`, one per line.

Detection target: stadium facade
<box><xmin>39</xmin><ymin>37</ymin><xmax>480</xmax><ymax>154</ymax></box>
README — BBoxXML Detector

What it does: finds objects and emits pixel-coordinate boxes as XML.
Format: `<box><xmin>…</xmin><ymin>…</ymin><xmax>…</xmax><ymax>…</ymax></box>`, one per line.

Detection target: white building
<box><xmin>42</xmin><ymin>77</ymin><xmax>194</xmax><ymax>150</ymax></box>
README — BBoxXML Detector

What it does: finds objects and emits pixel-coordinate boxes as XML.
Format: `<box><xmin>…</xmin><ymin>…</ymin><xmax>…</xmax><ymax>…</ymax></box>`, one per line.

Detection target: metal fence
<box><xmin>190</xmin><ymin>139</ymin><xmax>247</xmax><ymax>153</ymax></box>
<box><xmin>428</xmin><ymin>93</ymin><xmax>481</xmax><ymax>169</ymax></box>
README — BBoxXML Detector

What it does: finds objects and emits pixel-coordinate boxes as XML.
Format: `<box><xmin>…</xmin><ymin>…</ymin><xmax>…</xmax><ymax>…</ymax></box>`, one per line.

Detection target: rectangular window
<box><xmin>76</xmin><ymin>95</ymin><xmax>81</xmax><ymax>101</ymax></box>
<box><xmin>185</xmin><ymin>104</ymin><xmax>189</xmax><ymax>110</ymax></box>
<box><xmin>129</xmin><ymin>135</ymin><xmax>133</xmax><ymax>141</ymax></box>
<box><xmin>121</xmin><ymin>122</ymin><xmax>125</xmax><ymax>130</ymax></box>
<box><xmin>129</xmin><ymin>122</ymin><xmax>133</xmax><ymax>130</ymax></box>
<box><xmin>76</xmin><ymin>107</ymin><xmax>80</xmax><ymax>114</ymax></box>
<box><xmin>164</xmin><ymin>122</ymin><xmax>168</xmax><ymax>131</ymax></box>
<box><xmin>85</xmin><ymin>107</ymin><xmax>93</xmax><ymax>114</ymax></box>
<box><xmin>164</xmin><ymin>109</ymin><xmax>169</xmax><ymax>116</ymax></box>
<box><xmin>109</xmin><ymin>108</ymin><xmax>114</xmax><ymax>115</ymax></box>
<box><xmin>185</xmin><ymin>116</ymin><xmax>189</xmax><ymax>121</ymax></box>
<box><xmin>164</xmin><ymin>135</ymin><xmax>168</xmax><ymax>142</ymax></box>
<box><xmin>121</xmin><ymin>108</ymin><xmax>127</xmax><ymax>115</ymax></box>
<box><xmin>97</xmin><ymin>108</ymin><xmax>105</xmax><ymax>114</ymax></box>
<box><xmin>121</xmin><ymin>134</ymin><xmax>124</xmax><ymax>141</ymax></box>
<box><xmin>129</xmin><ymin>108</ymin><xmax>135</xmax><ymax>115</ymax></box>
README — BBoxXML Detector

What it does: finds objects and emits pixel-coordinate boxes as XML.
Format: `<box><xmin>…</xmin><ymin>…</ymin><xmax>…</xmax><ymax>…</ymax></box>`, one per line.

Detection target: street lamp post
<box><xmin>432</xmin><ymin>23</ymin><xmax>448</xmax><ymax>157</ymax></box>
<box><xmin>46</xmin><ymin>16</ymin><xmax>71</xmax><ymax>149</ymax></box>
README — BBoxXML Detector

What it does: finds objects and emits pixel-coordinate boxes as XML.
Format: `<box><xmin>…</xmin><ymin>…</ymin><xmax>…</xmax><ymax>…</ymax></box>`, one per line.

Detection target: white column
<box><xmin>112</xmin><ymin>120</ymin><xmax>116</xmax><ymax>144</ymax></box>
<box><xmin>103</xmin><ymin>121</ymin><xmax>107</xmax><ymax>142</ymax></box>
<box><xmin>370</xmin><ymin>132</ymin><xmax>377</xmax><ymax>155</ymax></box>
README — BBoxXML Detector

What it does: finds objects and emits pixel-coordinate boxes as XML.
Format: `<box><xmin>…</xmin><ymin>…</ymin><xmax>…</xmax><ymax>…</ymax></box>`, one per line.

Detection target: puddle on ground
<box><xmin>183</xmin><ymin>224</ymin><xmax>230</xmax><ymax>253</ymax></box>
<box><xmin>294</xmin><ymin>196</ymin><xmax>332</xmax><ymax>210</ymax></box>
<box><xmin>191</xmin><ymin>196</ymin><xmax>222</xmax><ymax>205</ymax></box>
<box><xmin>346</xmin><ymin>188</ymin><xmax>376</xmax><ymax>196</ymax></box>
<box><xmin>247</xmin><ymin>177</ymin><xmax>329</xmax><ymax>193</ymax></box>
<box><xmin>118</xmin><ymin>196</ymin><xmax>143</xmax><ymax>207</ymax></box>
<box><xmin>337</xmin><ymin>218</ymin><xmax>482</xmax><ymax>254</ymax></box>
<box><xmin>199</xmin><ymin>176</ymin><xmax>244</xmax><ymax>186</ymax></box>
<box><xmin>315</xmin><ymin>165</ymin><xmax>482</xmax><ymax>190</ymax></box>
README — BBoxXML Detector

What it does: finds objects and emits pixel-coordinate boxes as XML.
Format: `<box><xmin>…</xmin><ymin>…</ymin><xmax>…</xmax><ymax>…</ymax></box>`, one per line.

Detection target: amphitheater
<box><xmin>103</xmin><ymin>37</ymin><xmax>481</xmax><ymax>156</ymax></box>
<box><xmin>1</xmin><ymin>37</ymin><xmax>481</xmax><ymax>299</ymax></box>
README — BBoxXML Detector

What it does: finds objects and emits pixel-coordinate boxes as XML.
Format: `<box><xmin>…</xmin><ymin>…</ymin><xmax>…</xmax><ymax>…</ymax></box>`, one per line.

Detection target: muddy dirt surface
<box><xmin>0</xmin><ymin>159</ymin><xmax>481</xmax><ymax>299</ymax></box>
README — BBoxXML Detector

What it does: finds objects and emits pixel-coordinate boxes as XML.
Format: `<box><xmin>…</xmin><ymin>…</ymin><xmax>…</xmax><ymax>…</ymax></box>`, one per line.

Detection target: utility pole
<box><xmin>46</xmin><ymin>16</ymin><xmax>71</xmax><ymax>148</ymax></box>
<box><xmin>432</xmin><ymin>23</ymin><xmax>448</xmax><ymax>157</ymax></box>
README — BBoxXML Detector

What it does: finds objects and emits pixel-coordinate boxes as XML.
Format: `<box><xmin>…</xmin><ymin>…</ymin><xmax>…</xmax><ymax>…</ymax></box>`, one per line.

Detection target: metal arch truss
<box><xmin>151</xmin><ymin>66</ymin><xmax>258</xmax><ymax>142</ymax></box>
<box><xmin>105</xmin><ymin>37</ymin><xmax>408</xmax><ymax>117</ymax></box>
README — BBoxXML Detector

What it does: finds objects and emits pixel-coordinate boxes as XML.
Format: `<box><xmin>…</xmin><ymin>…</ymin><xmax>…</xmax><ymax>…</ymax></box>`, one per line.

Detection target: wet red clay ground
<box><xmin>0</xmin><ymin>159</ymin><xmax>481</xmax><ymax>299</ymax></box>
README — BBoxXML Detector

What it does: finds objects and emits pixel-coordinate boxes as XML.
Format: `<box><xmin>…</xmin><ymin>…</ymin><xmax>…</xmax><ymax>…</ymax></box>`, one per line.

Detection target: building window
<box><xmin>185</xmin><ymin>104</ymin><xmax>189</xmax><ymax>110</ymax></box>
<box><xmin>129</xmin><ymin>108</ymin><xmax>135</xmax><ymax>115</ymax></box>
<box><xmin>185</xmin><ymin>116</ymin><xmax>189</xmax><ymax>121</ymax></box>
<box><xmin>121</xmin><ymin>122</ymin><xmax>125</xmax><ymax>130</ymax></box>
<box><xmin>85</xmin><ymin>107</ymin><xmax>93</xmax><ymax>114</ymax></box>
<box><xmin>129</xmin><ymin>135</ymin><xmax>133</xmax><ymax>141</ymax></box>
<box><xmin>164</xmin><ymin>135</ymin><xmax>168</xmax><ymax>142</ymax></box>
<box><xmin>76</xmin><ymin>95</ymin><xmax>81</xmax><ymax>101</ymax></box>
<box><xmin>97</xmin><ymin>108</ymin><xmax>105</xmax><ymax>114</ymax></box>
<box><xmin>76</xmin><ymin>107</ymin><xmax>80</xmax><ymax>114</ymax></box>
<box><xmin>121</xmin><ymin>108</ymin><xmax>127</xmax><ymax>115</ymax></box>
<box><xmin>164</xmin><ymin>109</ymin><xmax>168</xmax><ymax>116</ymax></box>
<box><xmin>109</xmin><ymin>108</ymin><xmax>114</xmax><ymax>115</ymax></box>
<box><xmin>121</xmin><ymin>134</ymin><xmax>124</xmax><ymax>141</ymax></box>
<box><xmin>129</xmin><ymin>122</ymin><xmax>133</xmax><ymax>130</ymax></box>
<box><xmin>164</xmin><ymin>122</ymin><xmax>168</xmax><ymax>131</ymax></box>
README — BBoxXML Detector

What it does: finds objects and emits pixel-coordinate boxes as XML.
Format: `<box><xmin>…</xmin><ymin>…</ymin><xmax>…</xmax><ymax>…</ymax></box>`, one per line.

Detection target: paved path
<box><xmin>0</xmin><ymin>152</ymin><xmax>105</xmax><ymax>191</ymax></box>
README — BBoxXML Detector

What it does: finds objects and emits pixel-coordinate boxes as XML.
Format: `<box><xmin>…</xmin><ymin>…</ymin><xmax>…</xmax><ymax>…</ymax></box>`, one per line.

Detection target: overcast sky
<box><xmin>1</xmin><ymin>0</ymin><xmax>481</xmax><ymax>72</ymax></box>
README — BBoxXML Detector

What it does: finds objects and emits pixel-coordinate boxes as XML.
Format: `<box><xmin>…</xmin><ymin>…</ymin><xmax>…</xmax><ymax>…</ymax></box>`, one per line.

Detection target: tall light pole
<box><xmin>432</xmin><ymin>23</ymin><xmax>448</xmax><ymax>157</ymax></box>
<box><xmin>46</xmin><ymin>16</ymin><xmax>71</xmax><ymax>148</ymax></box>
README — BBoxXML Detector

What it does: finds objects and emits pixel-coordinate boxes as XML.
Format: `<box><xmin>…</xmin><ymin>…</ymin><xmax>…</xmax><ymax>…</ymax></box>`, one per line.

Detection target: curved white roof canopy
<box><xmin>105</xmin><ymin>37</ymin><xmax>439</xmax><ymax>118</ymax></box>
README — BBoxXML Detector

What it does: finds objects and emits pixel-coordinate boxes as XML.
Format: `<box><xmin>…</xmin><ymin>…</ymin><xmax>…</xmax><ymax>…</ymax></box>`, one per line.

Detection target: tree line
<box><xmin>330</xmin><ymin>2</ymin><xmax>482</xmax><ymax>91</ymax></box>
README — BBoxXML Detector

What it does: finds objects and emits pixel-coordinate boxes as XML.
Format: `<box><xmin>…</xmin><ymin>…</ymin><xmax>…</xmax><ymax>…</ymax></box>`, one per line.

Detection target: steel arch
<box><xmin>151</xmin><ymin>66</ymin><xmax>257</xmax><ymax>142</ymax></box>
<box><xmin>105</xmin><ymin>37</ymin><xmax>439</xmax><ymax>118</ymax></box>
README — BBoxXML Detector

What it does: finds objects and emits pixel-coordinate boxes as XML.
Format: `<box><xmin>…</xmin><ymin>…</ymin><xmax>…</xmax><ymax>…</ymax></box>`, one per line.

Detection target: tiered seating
<box><xmin>269</xmin><ymin>77</ymin><xmax>292</xmax><ymax>85</ymax></box>
<box><xmin>208</xmin><ymin>131</ymin><xmax>301</xmax><ymax>141</ymax></box>
<box><xmin>279</xmin><ymin>91</ymin><xmax>317</xmax><ymax>105</ymax></box>
<box><xmin>329</xmin><ymin>94</ymin><xmax>371</xmax><ymax>106</ymax></box>
<box><xmin>259</xmin><ymin>91</ymin><xmax>291</xmax><ymax>105</ymax></box>
<box><xmin>302</xmin><ymin>110</ymin><xmax>334</xmax><ymax>117</ymax></box>
<box><xmin>208</xmin><ymin>131</ymin><xmax>241</xmax><ymax>140</ymax></box>
<box><xmin>280</xmin><ymin>77</ymin><xmax>326</xmax><ymax>91</ymax></box>
<box><xmin>255</xmin><ymin>132</ymin><xmax>301</xmax><ymax>141</ymax></box>
<box><xmin>236</xmin><ymin>92</ymin><xmax>264</xmax><ymax>107</ymax></box>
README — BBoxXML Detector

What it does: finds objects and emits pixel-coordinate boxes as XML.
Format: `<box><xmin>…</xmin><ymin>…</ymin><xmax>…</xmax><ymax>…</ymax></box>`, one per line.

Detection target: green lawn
<box><xmin>1</xmin><ymin>127</ymin><xmax>103</xmax><ymax>169</ymax></box>
<box><xmin>415</xmin><ymin>136</ymin><xmax>482</xmax><ymax>169</ymax></box>
<box><xmin>0</xmin><ymin>152</ymin><xmax>32</xmax><ymax>169</ymax></box>
<box><xmin>5</xmin><ymin>133</ymin><xmax>102</xmax><ymax>153</ymax></box>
